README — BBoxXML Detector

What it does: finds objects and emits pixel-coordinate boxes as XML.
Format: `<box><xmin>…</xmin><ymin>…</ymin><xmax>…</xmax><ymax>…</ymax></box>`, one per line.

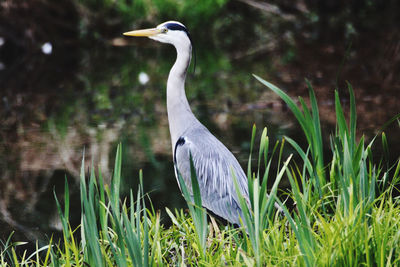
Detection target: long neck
<box><xmin>167</xmin><ymin>44</ymin><xmax>197</xmax><ymax>146</ymax></box>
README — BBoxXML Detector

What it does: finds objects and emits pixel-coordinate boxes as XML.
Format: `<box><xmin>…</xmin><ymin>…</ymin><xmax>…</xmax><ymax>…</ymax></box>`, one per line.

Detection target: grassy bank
<box><xmin>1</xmin><ymin>78</ymin><xmax>399</xmax><ymax>266</ymax></box>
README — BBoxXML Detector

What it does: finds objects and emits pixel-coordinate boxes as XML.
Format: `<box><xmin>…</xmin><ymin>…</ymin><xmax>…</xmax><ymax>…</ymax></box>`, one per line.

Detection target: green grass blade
<box><xmin>189</xmin><ymin>153</ymin><xmax>202</xmax><ymax>208</ymax></box>
<box><xmin>111</xmin><ymin>143</ymin><xmax>122</xmax><ymax>213</ymax></box>
<box><xmin>257</xmin><ymin>127</ymin><xmax>267</xmax><ymax>179</ymax></box>
<box><xmin>335</xmin><ymin>90</ymin><xmax>349</xmax><ymax>139</ymax></box>
<box><xmin>64</xmin><ymin>177</ymin><xmax>70</xmax><ymax>222</ymax></box>
<box><xmin>348</xmin><ymin>82</ymin><xmax>357</xmax><ymax>148</ymax></box>
<box><xmin>248</xmin><ymin>124</ymin><xmax>257</xmax><ymax>179</ymax></box>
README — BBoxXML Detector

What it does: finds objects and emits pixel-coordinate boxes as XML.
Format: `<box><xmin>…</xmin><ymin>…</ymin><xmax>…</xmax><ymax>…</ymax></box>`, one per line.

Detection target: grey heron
<box><xmin>123</xmin><ymin>21</ymin><xmax>249</xmax><ymax>226</ymax></box>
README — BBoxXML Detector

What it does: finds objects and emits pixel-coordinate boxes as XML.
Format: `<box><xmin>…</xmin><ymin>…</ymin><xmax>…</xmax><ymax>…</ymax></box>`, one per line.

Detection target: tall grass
<box><xmin>255</xmin><ymin>75</ymin><xmax>400</xmax><ymax>265</ymax></box>
<box><xmin>1</xmin><ymin>79</ymin><xmax>399</xmax><ymax>266</ymax></box>
<box><xmin>233</xmin><ymin>125</ymin><xmax>292</xmax><ymax>266</ymax></box>
<box><xmin>54</xmin><ymin>145</ymin><xmax>154</xmax><ymax>266</ymax></box>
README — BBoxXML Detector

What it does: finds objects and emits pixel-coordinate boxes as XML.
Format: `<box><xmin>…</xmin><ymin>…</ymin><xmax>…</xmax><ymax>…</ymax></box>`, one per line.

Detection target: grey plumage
<box><xmin>174</xmin><ymin>124</ymin><xmax>249</xmax><ymax>225</ymax></box>
<box><xmin>124</xmin><ymin>21</ymin><xmax>250</xmax><ymax>225</ymax></box>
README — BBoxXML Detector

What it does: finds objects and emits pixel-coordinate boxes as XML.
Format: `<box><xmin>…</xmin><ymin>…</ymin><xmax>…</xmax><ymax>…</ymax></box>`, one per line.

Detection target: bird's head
<box><xmin>123</xmin><ymin>21</ymin><xmax>192</xmax><ymax>49</ymax></box>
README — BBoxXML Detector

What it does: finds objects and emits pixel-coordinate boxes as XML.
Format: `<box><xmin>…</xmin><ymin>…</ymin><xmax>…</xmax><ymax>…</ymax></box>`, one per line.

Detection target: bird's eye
<box><xmin>161</xmin><ymin>28</ymin><xmax>168</xmax><ymax>33</ymax></box>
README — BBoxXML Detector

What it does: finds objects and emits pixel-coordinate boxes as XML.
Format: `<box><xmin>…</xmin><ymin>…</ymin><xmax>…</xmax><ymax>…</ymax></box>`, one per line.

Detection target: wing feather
<box><xmin>174</xmin><ymin>127</ymin><xmax>249</xmax><ymax>225</ymax></box>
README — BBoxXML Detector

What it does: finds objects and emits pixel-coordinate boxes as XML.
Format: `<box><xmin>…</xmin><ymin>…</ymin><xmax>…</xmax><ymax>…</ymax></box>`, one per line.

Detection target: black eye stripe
<box><xmin>165</xmin><ymin>23</ymin><xmax>188</xmax><ymax>34</ymax></box>
<box><xmin>164</xmin><ymin>23</ymin><xmax>192</xmax><ymax>44</ymax></box>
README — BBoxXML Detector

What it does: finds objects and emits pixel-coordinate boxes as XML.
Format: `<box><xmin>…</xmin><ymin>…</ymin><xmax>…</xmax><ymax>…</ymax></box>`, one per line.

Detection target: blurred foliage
<box><xmin>76</xmin><ymin>0</ymin><xmax>228</xmax><ymax>38</ymax></box>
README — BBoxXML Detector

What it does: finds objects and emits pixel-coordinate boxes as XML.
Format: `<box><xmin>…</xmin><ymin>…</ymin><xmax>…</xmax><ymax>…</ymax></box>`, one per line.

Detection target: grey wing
<box><xmin>173</xmin><ymin>127</ymin><xmax>249</xmax><ymax>226</ymax></box>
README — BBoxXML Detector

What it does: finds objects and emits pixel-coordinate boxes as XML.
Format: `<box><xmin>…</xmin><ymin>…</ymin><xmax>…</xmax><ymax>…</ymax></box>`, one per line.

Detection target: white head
<box><xmin>123</xmin><ymin>21</ymin><xmax>192</xmax><ymax>51</ymax></box>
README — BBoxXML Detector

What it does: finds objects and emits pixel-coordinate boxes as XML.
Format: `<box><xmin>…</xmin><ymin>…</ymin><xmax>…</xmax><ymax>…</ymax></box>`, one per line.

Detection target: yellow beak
<box><xmin>123</xmin><ymin>28</ymin><xmax>161</xmax><ymax>37</ymax></box>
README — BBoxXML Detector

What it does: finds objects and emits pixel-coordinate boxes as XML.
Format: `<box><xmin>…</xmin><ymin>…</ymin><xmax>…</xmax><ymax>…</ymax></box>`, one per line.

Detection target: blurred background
<box><xmin>0</xmin><ymin>0</ymin><xmax>399</xmax><ymax>248</ymax></box>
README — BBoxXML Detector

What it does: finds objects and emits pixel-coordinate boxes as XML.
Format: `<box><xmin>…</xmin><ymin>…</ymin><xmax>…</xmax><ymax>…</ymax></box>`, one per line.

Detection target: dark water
<box><xmin>1</xmin><ymin>2</ymin><xmax>399</xmax><ymax>248</ymax></box>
